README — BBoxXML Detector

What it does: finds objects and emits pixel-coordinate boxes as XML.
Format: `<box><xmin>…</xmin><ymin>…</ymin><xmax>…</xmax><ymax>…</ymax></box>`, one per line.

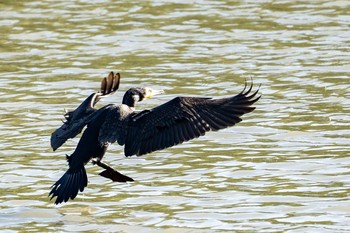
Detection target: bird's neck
<box><xmin>120</xmin><ymin>104</ymin><xmax>135</xmax><ymax>112</ymax></box>
<box><xmin>122</xmin><ymin>95</ymin><xmax>137</xmax><ymax>108</ymax></box>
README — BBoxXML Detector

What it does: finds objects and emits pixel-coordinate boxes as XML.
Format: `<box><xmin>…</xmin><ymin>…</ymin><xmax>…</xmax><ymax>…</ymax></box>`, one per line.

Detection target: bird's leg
<box><xmin>92</xmin><ymin>158</ymin><xmax>112</xmax><ymax>170</ymax></box>
<box><xmin>92</xmin><ymin>159</ymin><xmax>134</xmax><ymax>182</ymax></box>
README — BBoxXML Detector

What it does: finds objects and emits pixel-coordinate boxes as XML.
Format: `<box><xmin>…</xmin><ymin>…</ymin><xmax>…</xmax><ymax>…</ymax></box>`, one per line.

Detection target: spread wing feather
<box><xmin>50</xmin><ymin>72</ymin><xmax>121</xmax><ymax>151</ymax></box>
<box><xmin>124</xmin><ymin>82</ymin><xmax>260</xmax><ymax>157</ymax></box>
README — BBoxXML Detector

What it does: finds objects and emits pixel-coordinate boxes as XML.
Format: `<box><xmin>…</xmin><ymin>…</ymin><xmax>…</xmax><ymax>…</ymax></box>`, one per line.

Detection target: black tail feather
<box><xmin>49</xmin><ymin>166</ymin><xmax>87</xmax><ymax>205</ymax></box>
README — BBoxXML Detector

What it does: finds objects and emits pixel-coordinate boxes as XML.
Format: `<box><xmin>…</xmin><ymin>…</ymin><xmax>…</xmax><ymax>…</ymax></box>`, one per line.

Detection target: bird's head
<box><xmin>122</xmin><ymin>87</ymin><xmax>164</xmax><ymax>107</ymax></box>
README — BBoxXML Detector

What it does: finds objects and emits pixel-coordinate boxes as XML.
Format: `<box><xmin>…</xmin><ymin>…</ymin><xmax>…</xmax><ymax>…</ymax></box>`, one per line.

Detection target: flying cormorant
<box><xmin>49</xmin><ymin>71</ymin><xmax>260</xmax><ymax>204</ymax></box>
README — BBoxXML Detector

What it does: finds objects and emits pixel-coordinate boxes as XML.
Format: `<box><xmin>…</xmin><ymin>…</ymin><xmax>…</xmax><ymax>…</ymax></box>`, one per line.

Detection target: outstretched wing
<box><xmin>50</xmin><ymin>72</ymin><xmax>121</xmax><ymax>151</ymax></box>
<box><xmin>124</xmin><ymin>81</ymin><xmax>261</xmax><ymax>157</ymax></box>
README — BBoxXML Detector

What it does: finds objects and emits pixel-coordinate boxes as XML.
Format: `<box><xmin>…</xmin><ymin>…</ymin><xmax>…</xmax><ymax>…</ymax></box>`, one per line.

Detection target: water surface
<box><xmin>0</xmin><ymin>0</ymin><xmax>349</xmax><ymax>232</ymax></box>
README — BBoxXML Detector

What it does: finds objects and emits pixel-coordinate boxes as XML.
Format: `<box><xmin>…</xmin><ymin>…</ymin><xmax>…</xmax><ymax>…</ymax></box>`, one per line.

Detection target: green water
<box><xmin>0</xmin><ymin>0</ymin><xmax>349</xmax><ymax>232</ymax></box>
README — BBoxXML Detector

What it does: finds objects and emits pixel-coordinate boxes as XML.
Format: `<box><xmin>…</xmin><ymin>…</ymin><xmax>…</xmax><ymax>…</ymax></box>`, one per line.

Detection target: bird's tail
<box><xmin>49</xmin><ymin>166</ymin><xmax>88</xmax><ymax>205</ymax></box>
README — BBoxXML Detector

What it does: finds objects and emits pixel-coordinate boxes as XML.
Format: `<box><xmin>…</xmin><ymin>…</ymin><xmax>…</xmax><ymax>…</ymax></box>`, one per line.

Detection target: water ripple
<box><xmin>0</xmin><ymin>0</ymin><xmax>349</xmax><ymax>232</ymax></box>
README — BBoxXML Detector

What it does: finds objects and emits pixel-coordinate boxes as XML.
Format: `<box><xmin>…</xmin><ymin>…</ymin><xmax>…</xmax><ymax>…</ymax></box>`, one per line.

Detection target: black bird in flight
<box><xmin>49</xmin><ymin>72</ymin><xmax>260</xmax><ymax>204</ymax></box>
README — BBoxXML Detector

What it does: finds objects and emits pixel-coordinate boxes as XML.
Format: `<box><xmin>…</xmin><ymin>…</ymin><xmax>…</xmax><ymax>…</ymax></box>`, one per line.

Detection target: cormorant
<box><xmin>49</xmin><ymin>71</ymin><xmax>260</xmax><ymax>204</ymax></box>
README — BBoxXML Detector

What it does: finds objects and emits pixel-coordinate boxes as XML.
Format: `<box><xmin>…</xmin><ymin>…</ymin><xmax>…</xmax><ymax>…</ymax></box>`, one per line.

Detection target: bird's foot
<box><xmin>92</xmin><ymin>159</ymin><xmax>134</xmax><ymax>182</ymax></box>
<box><xmin>99</xmin><ymin>169</ymin><xmax>134</xmax><ymax>183</ymax></box>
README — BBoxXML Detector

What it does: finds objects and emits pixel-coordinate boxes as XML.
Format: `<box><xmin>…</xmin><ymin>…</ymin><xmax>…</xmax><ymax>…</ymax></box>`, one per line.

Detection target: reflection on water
<box><xmin>0</xmin><ymin>0</ymin><xmax>349</xmax><ymax>232</ymax></box>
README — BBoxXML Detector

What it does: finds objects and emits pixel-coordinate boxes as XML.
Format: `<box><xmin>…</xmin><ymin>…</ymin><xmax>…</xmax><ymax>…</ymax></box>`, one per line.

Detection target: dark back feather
<box><xmin>98</xmin><ymin>104</ymin><xmax>134</xmax><ymax>146</ymax></box>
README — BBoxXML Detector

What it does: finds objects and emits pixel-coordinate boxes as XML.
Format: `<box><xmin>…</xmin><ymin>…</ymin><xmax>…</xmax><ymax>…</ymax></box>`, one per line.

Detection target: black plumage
<box><xmin>51</xmin><ymin>72</ymin><xmax>120</xmax><ymax>151</ymax></box>
<box><xmin>49</xmin><ymin>72</ymin><xmax>260</xmax><ymax>204</ymax></box>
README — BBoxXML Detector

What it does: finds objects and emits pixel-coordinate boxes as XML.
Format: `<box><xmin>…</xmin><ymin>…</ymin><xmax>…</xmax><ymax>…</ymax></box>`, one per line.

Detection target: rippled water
<box><xmin>1</xmin><ymin>0</ymin><xmax>349</xmax><ymax>232</ymax></box>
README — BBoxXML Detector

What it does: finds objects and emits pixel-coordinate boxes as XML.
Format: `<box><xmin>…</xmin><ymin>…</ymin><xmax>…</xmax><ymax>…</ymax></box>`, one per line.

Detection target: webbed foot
<box><xmin>92</xmin><ymin>159</ymin><xmax>134</xmax><ymax>182</ymax></box>
<box><xmin>99</xmin><ymin>169</ymin><xmax>134</xmax><ymax>182</ymax></box>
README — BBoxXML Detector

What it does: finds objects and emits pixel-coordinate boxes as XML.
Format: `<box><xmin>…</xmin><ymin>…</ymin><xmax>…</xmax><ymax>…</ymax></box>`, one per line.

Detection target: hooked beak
<box><xmin>144</xmin><ymin>88</ymin><xmax>165</xmax><ymax>99</ymax></box>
